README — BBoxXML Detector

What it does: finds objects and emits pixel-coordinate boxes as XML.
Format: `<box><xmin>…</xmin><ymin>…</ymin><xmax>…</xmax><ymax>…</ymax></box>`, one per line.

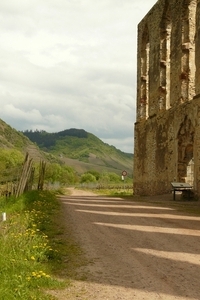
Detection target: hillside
<box><xmin>23</xmin><ymin>129</ymin><xmax>133</xmax><ymax>176</ymax></box>
<box><xmin>0</xmin><ymin>119</ymin><xmax>45</xmax><ymax>161</ymax></box>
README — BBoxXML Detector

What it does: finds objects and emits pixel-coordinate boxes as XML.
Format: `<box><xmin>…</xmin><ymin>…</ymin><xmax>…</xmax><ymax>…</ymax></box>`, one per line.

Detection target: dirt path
<box><xmin>50</xmin><ymin>188</ymin><xmax>200</xmax><ymax>299</ymax></box>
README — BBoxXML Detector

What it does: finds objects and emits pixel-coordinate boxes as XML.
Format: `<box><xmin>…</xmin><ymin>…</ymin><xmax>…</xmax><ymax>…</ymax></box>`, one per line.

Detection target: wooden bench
<box><xmin>171</xmin><ymin>182</ymin><xmax>193</xmax><ymax>200</ymax></box>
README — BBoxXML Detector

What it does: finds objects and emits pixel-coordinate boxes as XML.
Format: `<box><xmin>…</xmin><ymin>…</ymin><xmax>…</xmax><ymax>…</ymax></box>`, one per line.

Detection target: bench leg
<box><xmin>173</xmin><ymin>189</ymin><xmax>176</xmax><ymax>201</ymax></box>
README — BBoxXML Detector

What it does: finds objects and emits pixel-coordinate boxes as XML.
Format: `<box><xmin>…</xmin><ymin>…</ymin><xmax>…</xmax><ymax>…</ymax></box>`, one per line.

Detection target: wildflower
<box><xmin>31</xmin><ymin>256</ymin><xmax>35</xmax><ymax>260</ymax></box>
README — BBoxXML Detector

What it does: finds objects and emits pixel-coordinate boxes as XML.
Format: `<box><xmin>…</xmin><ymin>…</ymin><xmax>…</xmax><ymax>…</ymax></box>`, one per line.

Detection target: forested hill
<box><xmin>23</xmin><ymin>128</ymin><xmax>133</xmax><ymax>176</ymax></box>
<box><xmin>23</xmin><ymin>128</ymin><xmax>88</xmax><ymax>149</ymax></box>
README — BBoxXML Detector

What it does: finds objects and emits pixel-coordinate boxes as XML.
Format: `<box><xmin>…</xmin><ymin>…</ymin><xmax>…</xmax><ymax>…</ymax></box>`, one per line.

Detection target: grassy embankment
<box><xmin>94</xmin><ymin>188</ymin><xmax>133</xmax><ymax>197</ymax></box>
<box><xmin>0</xmin><ymin>189</ymin><xmax>82</xmax><ymax>300</ymax></box>
<box><xmin>85</xmin><ymin>183</ymin><xmax>133</xmax><ymax>197</ymax></box>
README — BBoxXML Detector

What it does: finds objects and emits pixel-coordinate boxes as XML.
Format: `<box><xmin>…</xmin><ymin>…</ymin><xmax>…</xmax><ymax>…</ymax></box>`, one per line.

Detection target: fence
<box><xmin>0</xmin><ymin>153</ymin><xmax>46</xmax><ymax>198</ymax></box>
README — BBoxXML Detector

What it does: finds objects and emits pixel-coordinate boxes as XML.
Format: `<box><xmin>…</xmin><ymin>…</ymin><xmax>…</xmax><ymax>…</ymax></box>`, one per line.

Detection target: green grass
<box><xmin>0</xmin><ymin>190</ymin><xmax>70</xmax><ymax>300</ymax></box>
<box><xmin>85</xmin><ymin>187</ymin><xmax>134</xmax><ymax>197</ymax></box>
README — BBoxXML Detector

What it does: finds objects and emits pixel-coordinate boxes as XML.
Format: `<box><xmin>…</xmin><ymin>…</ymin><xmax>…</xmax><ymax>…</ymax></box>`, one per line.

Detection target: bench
<box><xmin>171</xmin><ymin>182</ymin><xmax>193</xmax><ymax>200</ymax></box>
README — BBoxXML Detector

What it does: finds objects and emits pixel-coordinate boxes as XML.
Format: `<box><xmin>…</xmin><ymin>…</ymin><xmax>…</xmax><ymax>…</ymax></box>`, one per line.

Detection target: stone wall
<box><xmin>134</xmin><ymin>0</ymin><xmax>200</xmax><ymax>196</ymax></box>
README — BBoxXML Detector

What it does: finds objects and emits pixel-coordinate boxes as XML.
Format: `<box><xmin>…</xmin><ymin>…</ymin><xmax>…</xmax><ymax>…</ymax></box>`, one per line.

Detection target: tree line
<box><xmin>0</xmin><ymin>149</ymin><xmax>131</xmax><ymax>194</ymax></box>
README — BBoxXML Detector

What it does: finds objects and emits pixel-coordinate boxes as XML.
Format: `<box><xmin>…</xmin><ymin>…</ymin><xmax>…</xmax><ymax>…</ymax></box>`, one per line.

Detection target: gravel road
<box><xmin>50</xmin><ymin>188</ymin><xmax>200</xmax><ymax>300</ymax></box>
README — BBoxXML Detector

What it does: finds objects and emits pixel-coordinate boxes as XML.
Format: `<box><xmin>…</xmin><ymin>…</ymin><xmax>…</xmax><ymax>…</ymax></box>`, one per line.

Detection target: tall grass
<box><xmin>0</xmin><ymin>190</ymin><xmax>67</xmax><ymax>300</ymax></box>
<box><xmin>95</xmin><ymin>188</ymin><xmax>133</xmax><ymax>196</ymax></box>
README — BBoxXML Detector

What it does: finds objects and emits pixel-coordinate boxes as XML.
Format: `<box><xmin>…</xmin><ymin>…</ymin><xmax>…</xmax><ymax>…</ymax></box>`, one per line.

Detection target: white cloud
<box><xmin>0</xmin><ymin>0</ymin><xmax>157</xmax><ymax>153</ymax></box>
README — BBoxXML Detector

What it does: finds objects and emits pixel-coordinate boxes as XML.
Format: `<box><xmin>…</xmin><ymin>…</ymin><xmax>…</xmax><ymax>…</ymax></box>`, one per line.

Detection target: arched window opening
<box><xmin>180</xmin><ymin>0</ymin><xmax>196</xmax><ymax>101</ymax></box>
<box><xmin>177</xmin><ymin>117</ymin><xmax>194</xmax><ymax>186</ymax></box>
<box><xmin>159</xmin><ymin>3</ymin><xmax>171</xmax><ymax>111</ymax></box>
<box><xmin>140</xmin><ymin>26</ymin><xmax>149</xmax><ymax>120</ymax></box>
<box><xmin>186</xmin><ymin>157</ymin><xmax>194</xmax><ymax>186</ymax></box>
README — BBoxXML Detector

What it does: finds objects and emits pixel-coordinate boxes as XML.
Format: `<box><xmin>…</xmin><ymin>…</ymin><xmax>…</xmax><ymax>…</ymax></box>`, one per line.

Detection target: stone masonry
<box><xmin>134</xmin><ymin>0</ymin><xmax>200</xmax><ymax>196</ymax></box>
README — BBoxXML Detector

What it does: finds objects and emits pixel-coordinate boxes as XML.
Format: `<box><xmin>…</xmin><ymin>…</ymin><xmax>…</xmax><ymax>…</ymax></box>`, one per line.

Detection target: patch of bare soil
<box><xmin>49</xmin><ymin>188</ymin><xmax>200</xmax><ymax>300</ymax></box>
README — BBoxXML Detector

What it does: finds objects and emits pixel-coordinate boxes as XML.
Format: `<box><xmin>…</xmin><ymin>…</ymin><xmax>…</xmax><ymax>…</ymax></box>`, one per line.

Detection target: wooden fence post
<box><xmin>16</xmin><ymin>153</ymin><xmax>33</xmax><ymax>197</ymax></box>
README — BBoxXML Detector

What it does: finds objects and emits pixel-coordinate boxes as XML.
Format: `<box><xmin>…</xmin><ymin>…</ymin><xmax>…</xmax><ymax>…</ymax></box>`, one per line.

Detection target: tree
<box><xmin>44</xmin><ymin>163</ymin><xmax>78</xmax><ymax>185</ymax></box>
<box><xmin>99</xmin><ymin>172</ymin><xmax>121</xmax><ymax>184</ymax></box>
<box><xmin>45</xmin><ymin>163</ymin><xmax>63</xmax><ymax>183</ymax></box>
<box><xmin>80</xmin><ymin>173</ymin><xmax>96</xmax><ymax>184</ymax></box>
<box><xmin>86</xmin><ymin>170</ymin><xmax>100</xmax><ymax>180</ymax></box>
<box><xmin>0</xmin><ymin>149</ymin><xmax>24</xmax><ymax>182</ymax></box>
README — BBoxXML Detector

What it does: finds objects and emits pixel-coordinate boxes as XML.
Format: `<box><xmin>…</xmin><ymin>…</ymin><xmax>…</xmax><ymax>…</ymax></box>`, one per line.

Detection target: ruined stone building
<box><xmin>134</xmin><ymin>0</ymin><xmax>200</xmax><ymax>196</ymax></box>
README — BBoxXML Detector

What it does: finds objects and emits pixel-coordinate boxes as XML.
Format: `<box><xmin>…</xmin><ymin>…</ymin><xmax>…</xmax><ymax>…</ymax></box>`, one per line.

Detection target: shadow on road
<box><xmin>59</xmin><ymin>193</ymin><xmax>200</xmax><ymax>299</ymax></box>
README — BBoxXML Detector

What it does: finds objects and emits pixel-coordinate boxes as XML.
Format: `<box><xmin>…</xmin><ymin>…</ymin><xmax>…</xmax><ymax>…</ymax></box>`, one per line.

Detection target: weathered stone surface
<box><xmin>134</xmin><ymin>0</ymin><xmax>200</xmax><ymax>196</ymax></box>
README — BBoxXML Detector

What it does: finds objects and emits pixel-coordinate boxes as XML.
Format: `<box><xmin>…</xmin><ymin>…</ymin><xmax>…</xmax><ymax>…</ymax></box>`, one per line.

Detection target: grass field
<box><xmin>0</xmin><ymin>190</ymin><xmax>70</xmax><ymax>300</ymax></box>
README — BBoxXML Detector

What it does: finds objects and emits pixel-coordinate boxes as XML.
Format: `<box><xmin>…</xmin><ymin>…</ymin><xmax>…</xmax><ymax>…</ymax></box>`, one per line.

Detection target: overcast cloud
<box><xmin>0</xmin><ymin>0</ymin><xmax>156</xmax><ymax>153</ymax></box>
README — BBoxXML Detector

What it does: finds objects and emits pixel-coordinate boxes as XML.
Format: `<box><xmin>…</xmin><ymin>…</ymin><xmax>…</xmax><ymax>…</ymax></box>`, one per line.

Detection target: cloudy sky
<box><xmin>0</xmin><ymin>0</ymin><xmax>156</xmax><ymax>153</ymax></box>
